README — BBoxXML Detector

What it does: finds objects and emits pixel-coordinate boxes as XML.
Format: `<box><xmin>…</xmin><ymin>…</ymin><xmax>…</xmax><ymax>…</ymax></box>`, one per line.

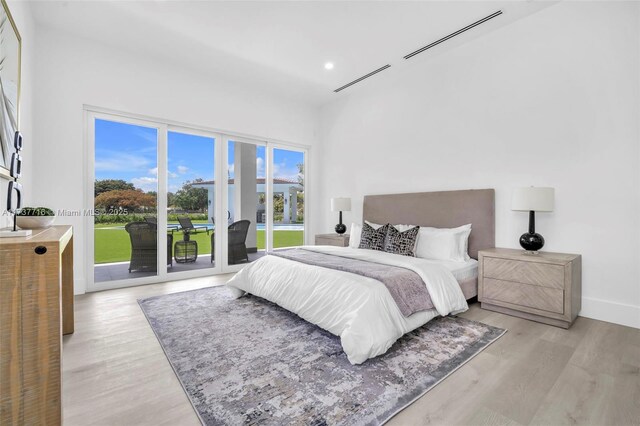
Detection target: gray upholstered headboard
<box><xmin>363</xmin><ymin>189</ymin><xmax>495</xmax><ymax>259</ymax></box>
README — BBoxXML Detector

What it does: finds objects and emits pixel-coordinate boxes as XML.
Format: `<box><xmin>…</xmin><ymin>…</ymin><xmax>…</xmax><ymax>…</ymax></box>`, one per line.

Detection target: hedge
<box><xmin>94</xmin><ymin>212</ymin><xmax>208</xmax><ymax>224</ymax></box>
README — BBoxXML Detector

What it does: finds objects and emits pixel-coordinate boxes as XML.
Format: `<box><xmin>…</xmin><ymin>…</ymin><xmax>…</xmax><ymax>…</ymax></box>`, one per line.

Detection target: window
<box><xmin>86</xmin><ymin>109</ymin><xmax>309</xmax><ymax>290</ymax></box>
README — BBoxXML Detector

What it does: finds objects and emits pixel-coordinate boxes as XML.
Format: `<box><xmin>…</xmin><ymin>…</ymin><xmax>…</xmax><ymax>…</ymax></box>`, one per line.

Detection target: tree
<box><xmin>94</xmin><ymin>189</ymin><xmax>157</xmax><ymax>212</ymax></box>
<box><xmin>297</xmin><ymin>163</ymin><xmax>304</xmax><ymax>187</ymax></box>
<box><xmin>94</xmin><ymin>179</ymin><xmax>135</xmax><ymax>197</ymax></box>
<box><xmin>273</xmin><ymin>193</ymin><xmax>284</xmax><ymax>213</ymax></box>
<box><xmin>167</xmin><ymin>192</ymin><xmax>176</xmax><ymax>208</ymax></box>
<box><xmin>273</xmin><ymin>193</ymin><xmax>284</xmax><ymax>222</ymax></box>
<box><xmin>173</xmin><ymin>179</ymin><xmax>208</xmax><ymax>211</ymax></box>
<box><xmin>296</xmin><ymin>163</ymin><xmax>304</xmax><ymax>221</ymax></box>
<box><xmin>296</xmin><ymin>192</ymin><xmax>304</xmax><ymax>222</ymax></box>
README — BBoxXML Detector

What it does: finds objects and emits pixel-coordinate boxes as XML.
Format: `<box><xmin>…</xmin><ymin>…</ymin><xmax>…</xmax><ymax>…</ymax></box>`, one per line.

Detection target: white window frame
<box><xmin>166</xmin><ymin>125</ymin><xmax>224</xmax><ymax>280</ymax></box>
<box><xmin>269</xmin><ymin>144</ymin><xmax>309</xmax><ymax>249</ymax></box>
<box><xmin>84</xmin><ymin>106</ymin><xmax>310</xmax><ymax>291</ymax></box>
<box><xmin>221</xmin><ymin>136</ymin><xmax>269</xmax><ymax>274</ymax></box>
<box><xmin>86</xmin><ymin>111</ymin><xmax>169</xmax><ymax>292</ymax></box>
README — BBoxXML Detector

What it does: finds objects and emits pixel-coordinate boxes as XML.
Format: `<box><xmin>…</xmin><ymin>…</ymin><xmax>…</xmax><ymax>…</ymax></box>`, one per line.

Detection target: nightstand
<box><xmin>478</xmin><ymin>248</ymin><xmax>582</xmax><ymax>329</ymax></box>
<box><xmin>315</xmin><ymin>234</ymin><xmax>350</xmax><ymax>247</ymax></box>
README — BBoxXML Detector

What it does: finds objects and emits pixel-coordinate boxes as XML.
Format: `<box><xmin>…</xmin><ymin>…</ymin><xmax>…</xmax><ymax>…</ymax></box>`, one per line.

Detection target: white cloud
<box><xmin>148</xmin><ymin>167</ymin><xmax>178</xmax><ymax>179</ymax></box>
<box><xmin>256</xmin><ymin>157</ymin><xmax>264</xmax><ymax>177</ymax></box>
<box><xmin>177</xmin><ymin>165</ymin><xmax>189</xmax><ymax>174</ymax></box>
<box><xmin>95</xmin><ymin>152</ymin><xmax>151</xmax><ymax>172</ymax></box>
<box><xmin>273</xmin><ymin>162</ymin><xmax>300</xmax><ymax>181</ymax></box>
<box><xmin>131</xmin><ymin>176</ymin><xmax>158</xmax><ymax>192</ymax></box>
<box><xmin>149</xmin><ymin>166</ymin><xmax>179</xmax><ymax>179</ymax></box>
<box><xmin>134</xmin><ymin>128</ymin><xmax>158</xmax><ymax>144</ymax></box>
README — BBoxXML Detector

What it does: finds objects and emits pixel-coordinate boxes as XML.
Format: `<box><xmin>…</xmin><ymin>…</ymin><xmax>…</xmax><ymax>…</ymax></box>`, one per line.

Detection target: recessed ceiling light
<box><xmin>324</xmin><ymin>62</ymin><xmax>334</xmax><ymax>70</ymax></box>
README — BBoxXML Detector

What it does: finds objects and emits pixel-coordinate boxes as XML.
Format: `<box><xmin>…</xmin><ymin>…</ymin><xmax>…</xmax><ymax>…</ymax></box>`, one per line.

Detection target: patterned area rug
<box><xmin>139</xmin><ymin>286</ymin><xmax>505</xmax><ymax>426</ymax></box>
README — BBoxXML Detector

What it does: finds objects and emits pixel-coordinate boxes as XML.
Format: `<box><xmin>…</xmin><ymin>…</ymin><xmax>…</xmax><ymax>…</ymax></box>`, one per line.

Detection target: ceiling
<box><xmin>30</xmin><ymin>1</ymin><xmax>556</xmax><ymax>105</ymax></box>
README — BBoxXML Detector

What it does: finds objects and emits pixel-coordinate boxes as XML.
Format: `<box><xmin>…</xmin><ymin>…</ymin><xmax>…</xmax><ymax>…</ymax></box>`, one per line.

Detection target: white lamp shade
<box><xmin>331</xmin><ymin>197</ymin><xmax>351</xmax><ymax>212</ymax></box>
<box><xmin>512</xmin><ymin>187</ymin><xmax>554</xmax><ymax>212</ymax></box>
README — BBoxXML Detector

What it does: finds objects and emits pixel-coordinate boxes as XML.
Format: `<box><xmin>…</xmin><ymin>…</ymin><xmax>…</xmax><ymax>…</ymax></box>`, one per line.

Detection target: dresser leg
<box><xmin>62</xmin><ymin>235</ymin><xmax>74</xmax><ymax>335</ymax></box>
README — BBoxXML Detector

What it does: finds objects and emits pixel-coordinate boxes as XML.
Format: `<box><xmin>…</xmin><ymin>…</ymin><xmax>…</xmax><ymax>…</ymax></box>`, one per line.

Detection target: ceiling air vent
<box><xmin>333</xmin><ymin>64</ymin><xmax>391</xmax><ymax>93</ymax></box>
<box><xmin>404</xmin><ymin>10</ymin><xmax>502</xmax><ymax>60</ymax></box>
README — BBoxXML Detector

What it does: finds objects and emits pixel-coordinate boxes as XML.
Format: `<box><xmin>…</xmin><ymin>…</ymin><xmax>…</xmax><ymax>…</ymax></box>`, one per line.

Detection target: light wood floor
<box><xmin>63</xmin><ymin>277</ymin><xmax>640</xmax><ymax>426</ymax></box>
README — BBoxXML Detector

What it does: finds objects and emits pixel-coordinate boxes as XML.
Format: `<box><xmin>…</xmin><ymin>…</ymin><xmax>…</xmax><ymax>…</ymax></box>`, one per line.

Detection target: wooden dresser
<box><xmin>478</xmin><ymin>248</ymin><xmax>581</xmax><ymax>329</ymax></box>
<box><xmin>0</xmin><ymin>225</ymin><xmax>74</xmax><ymax>425</ymax></box>
<box><xmin>315</xmin><ymin>233</ymin><xmax>350</xmax><ymax>247</ymax></box>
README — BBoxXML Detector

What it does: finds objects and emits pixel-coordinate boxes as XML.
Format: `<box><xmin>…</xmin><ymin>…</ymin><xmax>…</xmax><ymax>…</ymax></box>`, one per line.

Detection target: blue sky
<box><xmin>95</xmin><ymin>119</ymin><xmax>303</xmax><ymax>193</ymax></box>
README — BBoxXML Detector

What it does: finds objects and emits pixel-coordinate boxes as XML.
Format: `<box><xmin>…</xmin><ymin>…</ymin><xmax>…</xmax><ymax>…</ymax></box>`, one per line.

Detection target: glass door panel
<box><xmin>167</xmin><ymin>131</ymin><xmax>216</xmax><ymax>273</ymax></box>
<box><xmin>89</xmin><ymin>110</ymin><xmax>309</xmax><ymax>287</ymax></box>
<box><xmin>225</xmin><ymin>140</ymin><xmax>265</xmax><ymax>267</ymax></box>
<box><xmin>93</xmin><ymin>118</ymin><xmax>159</xmax><ymax>283</ymax></box>
<box><xmin>272</xmin><ymin>147</ymin><xmax>305</xmax><ymax>249</ymax></box>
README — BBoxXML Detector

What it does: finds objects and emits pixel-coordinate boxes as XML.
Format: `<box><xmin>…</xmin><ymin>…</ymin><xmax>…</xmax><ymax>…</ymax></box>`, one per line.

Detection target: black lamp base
<box><xmin>519</xmin><ymin>232</ymin><xmax>545</xmax><ymax>252</ymax></box>
<box><xmin>335</xmin><ymin>210</ymin><xmax>346</xmax><ymax>234</ymax></box>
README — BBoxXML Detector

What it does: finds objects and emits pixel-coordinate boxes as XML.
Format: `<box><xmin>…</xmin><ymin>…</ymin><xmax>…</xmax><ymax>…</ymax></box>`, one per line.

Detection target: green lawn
<box><xmin>94</xmin><ymin>225</ymin><xmax>303</xmax><ymax>264</ymax></box>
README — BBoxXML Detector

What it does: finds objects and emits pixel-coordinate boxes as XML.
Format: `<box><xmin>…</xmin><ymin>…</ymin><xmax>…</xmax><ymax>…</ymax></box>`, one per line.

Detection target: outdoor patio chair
<box><xmin>125</xmin><ymin>222</ymin><xmax>173</xmax><ymax>272</ymax></box>
<box><xmin>210</xmin><ymin>219</ymin><xmax>251</xmax><ymax>265</ymax></box>
<box><xmin>146</xmin><ymin>215</ymin><xmax>180</xmax><ymax>234</ymax></box>
<box><xmin>177</xmin><ymin>216</ymin><xmax>210</xmax><ymax>236</ymax></box>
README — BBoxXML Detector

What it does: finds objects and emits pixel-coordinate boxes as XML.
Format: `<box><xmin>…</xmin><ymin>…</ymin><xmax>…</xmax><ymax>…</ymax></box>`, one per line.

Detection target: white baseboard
<box><xmin>580</xmin><ymin>296</ymin><xmax>640</xmax><ymax>329</ymax></box>
<box><xmin>74</xmin><ymin>278</ymin><xmax>87</xmax><ymax>295</ymax></box>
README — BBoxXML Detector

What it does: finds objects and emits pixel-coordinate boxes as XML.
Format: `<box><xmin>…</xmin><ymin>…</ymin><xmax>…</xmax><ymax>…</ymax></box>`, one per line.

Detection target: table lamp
<box><xmin>512</xmin><ymin>187</ymin><xmax>554</xmax><ymax>252</ymax></box>
<box><xmin>331</xmin><ymin>197</ymin><xmax>351</xmax><ymax>235</ymax></box>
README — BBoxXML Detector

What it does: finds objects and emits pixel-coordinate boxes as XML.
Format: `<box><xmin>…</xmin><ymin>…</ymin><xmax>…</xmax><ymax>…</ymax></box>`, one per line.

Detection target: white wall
<box><xmin>32</xmin><ymin>26</ymin><xmax>319</xmax><ymax>294</ymax></box>
<box><xmin>317</xmin><ymin>1</ymin><xmax>640</xmax><ymax>328</ymax></box>
<box><xmin>0</xmin><ymin>1</ymin><xmax>36</xmax><ymax>229</ymax></box>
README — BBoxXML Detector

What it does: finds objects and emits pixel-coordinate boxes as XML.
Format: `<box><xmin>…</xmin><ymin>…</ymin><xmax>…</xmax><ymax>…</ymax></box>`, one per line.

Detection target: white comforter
<box><xmin>226</xmin><ymin>246</ymin><xmax>468</xmax><ymax>364</ymax></box>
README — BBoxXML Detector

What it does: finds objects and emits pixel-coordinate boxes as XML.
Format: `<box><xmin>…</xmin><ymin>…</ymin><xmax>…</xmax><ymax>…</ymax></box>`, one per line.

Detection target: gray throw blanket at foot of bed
<box><xmin>269</xmin><ymin>248</ymin><xmax>434</xmax><ymax>316</ymax></box>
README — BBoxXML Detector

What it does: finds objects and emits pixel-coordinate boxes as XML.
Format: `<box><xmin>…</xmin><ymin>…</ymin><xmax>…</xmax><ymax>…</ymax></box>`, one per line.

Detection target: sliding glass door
<box><xmin>87</xmin><ymin>109</ymin><xmax>308</xmax><ymax>290</ymax></box>
<box><xmin>167</xmin><ymin>130</ymin><xmax>217</xmax><ymax>274</ymax></box>
<box><xmin>93</xmin><ymin>118</ymin><xmax>160</xmax><ymax>284</ymax></box>
<box><xmin>223</xmin><ymin>138</ymin><xmax>266</xmax><ymax>269</ymax></box>
<box><xmin>272</xmin><ymin>147</ymin><xmax>305</xmax><ymax>249</ymax></box>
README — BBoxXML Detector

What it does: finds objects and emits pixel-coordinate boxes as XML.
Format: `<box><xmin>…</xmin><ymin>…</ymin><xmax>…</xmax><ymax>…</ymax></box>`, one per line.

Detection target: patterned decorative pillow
<box><xmin>384</xmin><ymin>225</ymin><xmax>420</xmax><ymax>256</ymax></box>
<box><xmin>358</xmin><ymin>222</ymin><xmax>390</xmax><ymax>251</ymax></box>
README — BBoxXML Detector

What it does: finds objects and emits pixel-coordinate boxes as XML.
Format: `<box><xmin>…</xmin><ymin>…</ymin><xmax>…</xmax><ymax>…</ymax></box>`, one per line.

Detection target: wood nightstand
<box><xmin>478</xmin><ymin>248</ymin><xmax>582</xmax><ymax>329</ymax></box>
<box><xmin>315</xmin><ymin>234</ymin><xmax>350</xmax><ymax>247</ymax></box>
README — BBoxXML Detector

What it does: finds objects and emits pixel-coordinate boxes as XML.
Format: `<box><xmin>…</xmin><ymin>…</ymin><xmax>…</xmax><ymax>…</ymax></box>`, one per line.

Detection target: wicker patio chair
<box><xmin>125</xmin><ymin>222</ymin><xmax>173</xmax><ymax>272</ymax></box>
<box><xmin>210</xmin><ymin>219</ymin><xmax>251</xmax><ymax>265</ymax></box>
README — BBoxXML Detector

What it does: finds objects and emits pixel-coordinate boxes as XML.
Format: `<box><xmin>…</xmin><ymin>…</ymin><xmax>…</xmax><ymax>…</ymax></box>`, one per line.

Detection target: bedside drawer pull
<box><xmin>35</xmin><ymin>246</ymin><xmax>47</xmax><ymax>255</ymax></box>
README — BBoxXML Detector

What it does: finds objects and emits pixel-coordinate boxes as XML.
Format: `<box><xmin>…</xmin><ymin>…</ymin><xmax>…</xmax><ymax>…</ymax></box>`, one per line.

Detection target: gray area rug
<box><xmin>139</xmin><ymin>286</ymin><xmax>505</xmax><ymax>426</ymax></box>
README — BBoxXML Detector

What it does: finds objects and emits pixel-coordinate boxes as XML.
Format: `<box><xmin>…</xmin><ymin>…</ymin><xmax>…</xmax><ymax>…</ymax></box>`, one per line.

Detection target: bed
<box><xmin>362</xmin><ymin>189</ymin><xmax>495</xmax><ymax>299</ymax></box>
<box><xmin>226</xmin><ymin>189</ymin><xmax>495</xmax><ymax>364</ymax></box>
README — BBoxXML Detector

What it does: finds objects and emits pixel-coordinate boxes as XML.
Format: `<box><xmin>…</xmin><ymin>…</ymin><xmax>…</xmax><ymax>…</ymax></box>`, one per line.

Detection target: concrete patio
<box><xmin>94</xmin><ymin>251</ymin><xmax>266</xmax><ymax>283</ymax></box>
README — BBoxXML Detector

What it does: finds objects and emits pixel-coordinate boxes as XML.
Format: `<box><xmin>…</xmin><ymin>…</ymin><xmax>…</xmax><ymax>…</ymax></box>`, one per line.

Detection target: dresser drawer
<box><xmin>483</xmin><ymin>278</ymin><xmax>564</xmax><ymax>314</ymax></box>
<box><xmin>315</xmin><ymin>235</ymin><xmax>349</xmax><ymax>247</ymax></box>
<box><xmin>483</xmin><ymin>257</ymin><xmax>564</xmax><ymax>289</ymax></box>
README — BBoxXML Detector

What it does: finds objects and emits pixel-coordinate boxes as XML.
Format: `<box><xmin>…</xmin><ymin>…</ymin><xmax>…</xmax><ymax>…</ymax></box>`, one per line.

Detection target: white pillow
<box><xmin>415</xmin><ymin>224</ymin><xmax>472</xmax><ymax>262</ymax></box>
<box><xmin>349</xmin><ymin>223</ymin><xmax>362</xmax><ymax>248</ymax></box>
<box><xmin>366</xmin><ymin>220</ymin><xmax>415</xmax><ymax>232</ymax></box>
<box><xmin>350</xmin><ymin>221</ymin><xmax>418</xmax><ymax>250</ymax></box>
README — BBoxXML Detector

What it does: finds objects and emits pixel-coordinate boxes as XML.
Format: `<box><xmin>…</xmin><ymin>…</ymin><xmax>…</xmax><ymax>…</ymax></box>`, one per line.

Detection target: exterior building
<box><xmin>192</xmin><ymin>178</ymin><xmax>303</xmax><ymax>226</ymax></box>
